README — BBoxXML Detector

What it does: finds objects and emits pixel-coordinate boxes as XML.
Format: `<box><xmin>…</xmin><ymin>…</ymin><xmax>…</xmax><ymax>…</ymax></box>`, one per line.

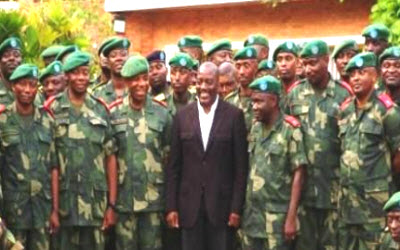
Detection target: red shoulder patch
<box><xmin>0</xmin><ymin>104</ymin><xmax>6</xmax><ymax>114</ymax></box>
<box><xmin>108</xmin><ymin>98</ymin><xmax>123</xmax><ymax>110</ymax></box>
<box><xmin>152</xmin><ymin>98</ymin><xmax>167</xmax><ymax>108</ymax></box>
<box><xmin>284</xmin><ymin>115</ymin><xmax>301</xmax><ymax>128</ymax></box>
<box><xmin>43</xmin><ymin>95</ymin><xmax>57</xmax><ymax>118</ymax></box>
<box><xmin>94</xmin><ymin>97</ymin><xmax>110</xmax><ymax>113</ymax></box>
<box><xmin>340</xmin><ymin>97</ymin><xmax>353</xmax><ymax>111</ymax></box>
<box><xmin>340</xmin><ymin>81</ymin><xmax>354</xmax><ymax>95</ymax></box>
<box><xmin>378</xmin><ymin>93</ymin><xmax>394</xmax><ymax>109</ymax></box>
<box><xmin>287</xmin><ymin>80</ymin><xmax>301</xmax><ymax>93</ymax></box>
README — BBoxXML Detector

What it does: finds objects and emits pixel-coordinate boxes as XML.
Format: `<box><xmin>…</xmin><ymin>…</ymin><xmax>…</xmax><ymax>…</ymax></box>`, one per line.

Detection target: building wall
<box><xmin>123</xmin><ymin>0</ymin><xmax>374</xmax><ymax>55</ymax></box>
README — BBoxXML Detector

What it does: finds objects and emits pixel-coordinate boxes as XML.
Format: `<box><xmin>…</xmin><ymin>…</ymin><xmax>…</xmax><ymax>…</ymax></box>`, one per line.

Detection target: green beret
<box><xmin>331</xmin><ymin>40</ymin><xmax>359</xmax><ymax>59</ymax></box>
<box><xmin>379</xmin><ymin>46</ymin><xmax>400</xmax><ymax>64</ymax></box>
<box><xmin>55</xmin><ymin>45</ymin><xmax>80</xmax><ymax>61</ymax></box>
<box><xmin>98</xmin><ymin>37</ymin><xmax>118</xmax><ymax>56</ymax></box>
<box><xmin>63</xmin><ymin>51</ymin><xmax>91</xmax><ymax>72</ymax></box>
<box><xmin>249</xmin><ymin>75</ymin><xmax>281</xmax><ymax>95</ymax></box>
<box><xmin>0</xmin><ymin>37</ymin><xmax>22</xmax><ymax>56</ymax></box>
<box><xmin>40</xmin><ymin>45</ymin><xmax>65</xmax><ymax>59</ymax></box>
<box><xmin>178</xmin><ymin>35</ymin><xmax>203</xmax><ymax>48</ymax></box>
<box><xmin>273</xmin><ymin>41</ymin><xmax>299</xmax><ymax>61</ymax></box>
<box><xmin>384</xmin><ymin>191</ymin><xmax>400</xmax><ymax>212</ymax></box>
<box><xmin>244</xmin><ymin>34</ymin><xmax>269</xmax><ymax>47</ymax></box>
<box><xmin>345</xmin><ymin>52</ymin><xmax>377</xmax><ymax>73</ymax></box>
<box><xmin>233</xmin><ymin>46</ymin><xmax>257</xmax><ymax>61</ymax></box>
<box><xmin>169</xmin><ymin>52</ymin><xmax>195</xmax><ymax>70</ymax></box>
<box><xmin>362</xmin><ymin>24</ymin><xmax>390</xmax><ymax>41</ymax></box>
<box><xmin>9</xmin><ymin>64</ymin><xmax>39</xmax><ymax>82</ymax></box>
<box><xmin>102</xmin><ymin>37</ymin><xmax>130</xmax><ymax>57</ymax></box>
<box><xmin>300</xmin><ymin>40</ymin><xmax>329</xmax><ymax>58</ymax></box>
<box><xmin>207</xmin><ymin>39</ymin><xmax>232</xmax><ymax>56</ymax></box>
<box><xmin>39</xmin><ymin>61</ymin><xmax>63</xmax><ymax>82</ymax></box>
<box><xmin>121</xmin><ymin>55</ymin><xmax>149</xmax><ymax>78</ymax></box>
<box><xmin>258</xmin><ymin>60</ymin><xmax>276</xmax><ymax>71</ymax></box>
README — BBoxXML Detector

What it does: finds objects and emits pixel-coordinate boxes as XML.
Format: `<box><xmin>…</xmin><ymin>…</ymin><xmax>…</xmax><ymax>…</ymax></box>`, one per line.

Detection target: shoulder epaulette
<box><xmin>152</xmin><ymin>98</ymin><xmax>167</xmax><ymax>108</ymax></box>
<box><xmin>43</xmin><ymin>95</ymin><xmax>58</xmax><ymax>118</ymax></box>
<box><xmin>108</xmin><ymin>98</ymin><xmax>123</xmax><ymax>110</ymax></box>
<box><xmin>340</xmin><ymin>97</ymin><xmax>353</xmax><ymax>111</ymax></box>
<box><xmin>287</xmin><ymin>80</ymin><xmax>302</xmax><ymax>93</ymax></box>
<box><xmin>378</xmin><ymin>93</ymin><xmax>394</xmax><ymax>109</ymax></box>
<box><xmin>284</xmin><ymin>115</ymin><xmax>301</xmax><ymax>128</ymax></box>
<box><xmin>153</xmin><ymin>93</ymin><xmax>166</xmax><ymax>102</ymax></box>
<box><xmin>339</xmin><ymin>81</ymin><xmax>354</xmax><ymax>95</ymax></box>
<box><xmin>0</xmin><ymin>104</ymin><xmax>6</xmax><ymax>114</ymax></box>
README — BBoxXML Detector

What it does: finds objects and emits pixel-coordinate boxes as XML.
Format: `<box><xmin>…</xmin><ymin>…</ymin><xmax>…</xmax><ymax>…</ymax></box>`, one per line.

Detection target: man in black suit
<box><xmin>166</xmin><ymin>62</ymin><xmax>249</xmax><ymax>250</ymax></box>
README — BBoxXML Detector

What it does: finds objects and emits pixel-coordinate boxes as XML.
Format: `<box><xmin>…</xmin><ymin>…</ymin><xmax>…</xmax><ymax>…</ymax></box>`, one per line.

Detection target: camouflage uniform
<box><xmin>286</xmin><ymin>77</ymin><xmax>351</xmax><ymax>250</ymax></box>
<box><xmin>110</xmin><ymin>95</ymin><xmax>172</xmax><ymax>250</ymax></box>
<box><xmin>378</xmin><ymin>231</ymin><xmax>400</xmax><ymax>250</ymax></box>
<box><xmin>0</xmin><ymin>102</ymin><xmax>58</xmax><ymax>250</ymax></box>
<box><xmin>165</xmin><ymin>91</ymin><xmax>196</xmax><ymax>116</ymax></box>
<box><xmin>34</xmin><ymin>91</ymin><xmax>46</xmax><ymax>108</ymax></box>
<box><xmin>338</xmin><ymin>92</ymin><xmax>400</xmax><ymax>250</ymax></box>
<box><xmin>225</xmin><ymin>90</ymin><xmax>253</xmax><ymax>131</ymax></box>
<box><xmin>0</xmin><ymin>81</ymin><xmax>14</xmax><ymax>105</ymax></box>
<box><xmin>0</xmin><ymin>217</ymin><xmax>24</xmax><ymax>250</ymax></box>
<box><xmin>46</xmin><ymin>91</ymin><xmax>116</xmax><ymax>250</ymax></box>
<box><xmin>91</xmin><ymin>80</ymin><xmax>128</xmax><ymax>105</ymax></box>
<box><xmin>240</xmin><ymin>115</ymin><xmax>307</xmax><ymax>250</ymax></box>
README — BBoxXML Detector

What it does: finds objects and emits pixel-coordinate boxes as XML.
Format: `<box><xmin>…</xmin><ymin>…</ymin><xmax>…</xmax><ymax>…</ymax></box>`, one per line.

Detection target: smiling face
<box><xmin>66</xmin><ymin>65</ymin><xmax>90</xmax><ymax>95</ymax></box>
<box><xmin>197</xmin><ymin>63</ymin><xmax>219</xmax><ymax>109</ymax></box>
<box><xmin>0</xmin><ymin>48</ymin><xmax>22</xmax><ymax>78</ymax></box>
<box><xmin>42</xmin><ymin>74</ymin><xmax>66</xmax><ymax>98</ymax></box>
<box><xmin>126</xmin><ymin>73</ymin><xmax>149</xmax><ymax>103</ymax></box>
<box><xmin>108</xmin><ymin>48</ymin><xmax>129</xmax><ymax>75</ymax></box>
<box><xmin>388</xmin><ymin>211</ymin><xmax>400</xmax><ymax>242</ymax></box>
<box><xmin>12</xmin><ymin>78</ymin><xmax>38</xmax><ymax>106</ymax></box>
<box><xmin>251</xmin><ymin>91</ymin><xmax>278</xmax><ymax>123</ymax></box>
<box><xmin>381</xmin><ymin>58</ymin><xmax>400</xmax><ymax>89</ymax></box>
<box><xmin>335</xmin><ymin>49</ymin><xmax>357</xmax><ymax>79</ymax></box>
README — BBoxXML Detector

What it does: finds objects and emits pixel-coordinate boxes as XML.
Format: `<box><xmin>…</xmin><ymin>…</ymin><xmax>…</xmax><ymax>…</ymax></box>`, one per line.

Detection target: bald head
<box><xmin>199</xmin><ymin>61</ymin><xmax>219</xmax><ymax>78</ymax></box>
<box><xmin>218</xmin><ymin>62</ymin><xmax>237</xmax><ymax>98</ymax></box>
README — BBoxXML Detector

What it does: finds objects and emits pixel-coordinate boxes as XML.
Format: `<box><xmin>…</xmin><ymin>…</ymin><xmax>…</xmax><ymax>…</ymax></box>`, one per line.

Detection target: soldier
<box><xmin>218</xmin><ymin>62</ymin><xmax>237</xmax><ymax>99</ymax></box>
<box><xmin>109</xmin><ymin>55</ymin><xmax>172</xmax><ymax>250</ymax></box>
<box><xmin>35</xmin><ymin>60</ymin><xmax>66</xmax><ymax>105</ymax></box>
<box><xmin>167</xmin><ymin>52</ymin><xmax>197</xmax><ymax>116</ymax></box>
<box><xmin>54</xmin><ymin>45</ymin><xmax>79</xmax><ymax>63</ymax></box>
<box><xmin>380</xmin><ymin>46</ymin><xmax>400</xmax><ymax>105</ymax></box>
<box><xmin>256</xmin><ymin>59</ymin><xmax>276</xmax><ymax>78</ymax></box>
<box><xmin>226</xmin><ymin>46</ymin><xmax>258</xmax><ymax>131</ymax></box>
<box><xmin>378</xmin><ymin>192</ymin><xmax>400</xmax><ymax>249</ymax></box>
<box><xmin>207</xmin><ymin>39</ymin><xmax>233</xmax><ymax>66</ymax></box>
<box><xmin>286</xmin><ymin>40</ymin><xmax>352</xmax><ymax>250</ymax></box>
<box><xmin>0</xmin><ymin>64</ymin><xmax>59</xmax><ymax>249</ymax></box>
<box><xmin>362</xmin><ymin>24</ymin><xmax>390</xmax><ymax>57</ymax></box>
<box><xmin>45</xmin><ymin>51</ymin><xmax>117</xmax><ymax>250</ymax></box>
<box><xmin>91</xmin><ymin>37</ymin><xmax>130</xmax><ymax>105</ymax></box>
<box><xmin>40</xmin><ymin>45</ymin><xmax>65</xmax><ymax>67</ymax></box>
<box><xmin>178</xmin><ymin>35</ymin><xmax>203</xmax><ymax>63</ymax></box>
<box><xmin>240</xmin><ymin>75</ymin><xmax>306</xmax><ymax>250</ymax></box>
<box><xmin>91</xmin><ymin>37</ymin><xmax>116</xmax><ymax>89</ymax></box>
<box><xmin>146</xmin><ymin>50</ymin><xmax>170</xmax><ymax>101</ymax></box>
<box><xmin>331</xmin><ymin>39</ymin><xmax>359</xmax><ymax>85</ymax></box>
<box><xmin>244</xmin><ymin>34</ymin><xmax>269</xmax><ymax>62</ymax></box>
<box><xmin>338</xmin><ymin>52</ymin><xmax>400</xmax><ymax>249</ymax></box>
<box><xmin>0</xmin><ymin>37</ymin><xmax>22</xmax><ymax>105</ymax></box>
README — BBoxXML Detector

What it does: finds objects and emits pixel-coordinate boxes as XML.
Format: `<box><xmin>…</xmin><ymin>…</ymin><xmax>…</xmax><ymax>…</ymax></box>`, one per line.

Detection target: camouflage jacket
<box><xmin>0</xmin><ymin>81</ymin><xmax>14</xmax><ymax>106</ymax></box>
<box><xmin>241</xmin><ymin>115</ymin><xmax>307</xmax><ymax>238</ymax></box>
<box><xmin>379</xmin><ymin>231</ymin><xmax>400</xmax><ymax>250</ymax></box>
<box><xmin>91</xmin><ymin>80</ymin><xmax>128</xmax><ymax>105</ymax></box>
<box><xmin>46</xmin><ymin>91</ymin><xmax>116</xmax><ymax>226</ymax></box>
<box><xmin>286</xmin><ymin>76</ymin><xmax>351</xmax><ymax>209</ymax></box>
<box><xmin>110</xmin><ymin>95</ymin><xmax>172</xmax><ymax>213</ymax></box>
<box><xmin>225</xmin><ymin>89</ymin><xmax>253</xmax><ymax>131</ymax></box>
<box><xmin>0</xmin><ymin>102</ymin><xmax>57</xmax><ymax>229</ymax></box>
<box><xmin>338</xmin><ymin>92</ymin><xmax>400</xmax><ymax>225</ymax></box>
<box><xmin>165</xmin><ymin>91</ymin><xmax>196</xmax><ymax>116</ymax></box>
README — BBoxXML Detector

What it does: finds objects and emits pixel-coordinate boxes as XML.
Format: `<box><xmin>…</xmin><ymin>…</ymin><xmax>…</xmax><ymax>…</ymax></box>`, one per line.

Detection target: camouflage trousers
<box><xmin>116</xmin><ymin>212</ymin><xmax>162</xmax><ymax>250</ymax></box>
<box><xmin>11</xmin><ymin>227</ymin><xmax>49</xmax><ymax>250</ymax></box>
<box><xmin>295</xmin><ymin>207</ymin><xmax>338</xmax><ymax>250</ymax></box>
<box><xmin>240</xmin><ymin>212</ymin><xmax>295</xmax><ymax>250</ymax></box>
<box><xmin>58</xmin><ymin>226</ymin><xmax>104</xmax><ymax>250</ymax></box>
<box><xmin>338</xmin><ymin>220</ymin><xmax>385</xmax><ymax>250</ymax></box>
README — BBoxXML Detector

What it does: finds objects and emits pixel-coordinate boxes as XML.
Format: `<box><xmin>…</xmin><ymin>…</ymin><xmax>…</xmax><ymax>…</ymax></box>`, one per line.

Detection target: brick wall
<box><xmin>122</xmin><ymin>0</ymin><xmax>374</xmax><ymax>55</ymax></box>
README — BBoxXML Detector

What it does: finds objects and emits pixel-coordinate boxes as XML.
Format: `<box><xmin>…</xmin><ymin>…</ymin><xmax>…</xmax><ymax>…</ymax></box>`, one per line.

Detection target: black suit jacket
<box><xmin>166</xmin><ymin>99</ymin><xmax>249</xmax><ymax>228</ymax></box>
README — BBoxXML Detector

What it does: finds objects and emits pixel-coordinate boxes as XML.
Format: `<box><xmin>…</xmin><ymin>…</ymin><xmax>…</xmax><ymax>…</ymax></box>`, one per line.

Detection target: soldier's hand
<box><xmin>227</xmin><ymin>213</ymin><xmax>240</xmax><ymax>228</ymax></box>
<box><xmin>284</xmin><ymin>216</ymin><xmax>297</xmax><ymax>241</ymax></box>
<box><xmin>49</xmin><ymin>210</ymin><xmax>60</xmax><ymax>234</ymax></box>
<box><xmin>101</xmin><ymin>207</ymin><xmax>116</xmax><ymax>231</ymax></box>
<box><xmin>166</xmin><ymin>211</ymin><xmax>179</xmax><ymax>228</ymax></box>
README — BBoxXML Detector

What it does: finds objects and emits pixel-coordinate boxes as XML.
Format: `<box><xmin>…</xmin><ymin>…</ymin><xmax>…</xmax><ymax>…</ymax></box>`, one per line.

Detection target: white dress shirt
<box><xmin>197</xmin><ymin>96</ymin><xmax>219</xmax><ymax>151</ymax></box>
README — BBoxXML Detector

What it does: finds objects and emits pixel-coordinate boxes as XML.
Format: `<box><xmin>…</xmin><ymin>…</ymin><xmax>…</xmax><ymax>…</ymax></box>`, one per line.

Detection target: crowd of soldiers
<box><xmin>1</xmin><ymin>21</ymin><xmax>400</xmax><ymax>250</ymax></box>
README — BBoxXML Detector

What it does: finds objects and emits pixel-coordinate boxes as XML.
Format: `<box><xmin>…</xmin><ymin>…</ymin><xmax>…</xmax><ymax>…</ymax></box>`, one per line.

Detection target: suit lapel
<box><xmin>189</xmin><ymin>103</ymin><xmax>204</xmax><ymax>151</ymax></box>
